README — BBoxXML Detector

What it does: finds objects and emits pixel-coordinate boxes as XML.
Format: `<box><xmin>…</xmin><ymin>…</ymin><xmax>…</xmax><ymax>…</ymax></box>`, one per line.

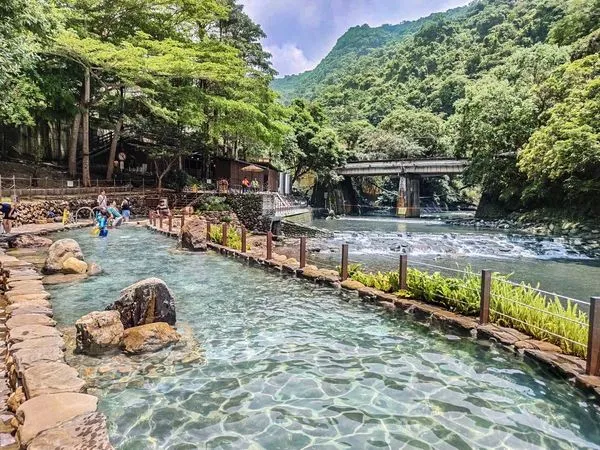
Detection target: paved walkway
<box><xmin>0</xmin><ymin>222</ymin><xmax>93</xmax><ymax>245</ymax></box>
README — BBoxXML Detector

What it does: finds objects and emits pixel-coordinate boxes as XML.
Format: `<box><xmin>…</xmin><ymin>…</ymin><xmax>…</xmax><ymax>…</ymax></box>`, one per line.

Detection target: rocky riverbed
<box><xmin>445</xmin><ymin>217</ymin><xmax>600</xmax><ymax>258</ymax></box>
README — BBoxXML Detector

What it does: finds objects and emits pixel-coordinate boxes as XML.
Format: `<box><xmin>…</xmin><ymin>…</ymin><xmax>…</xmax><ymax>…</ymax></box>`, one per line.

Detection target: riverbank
<box><xmin>146</xmin><ymin>221</ymin><xmax>600</xmax><ymax>402</ymax></box>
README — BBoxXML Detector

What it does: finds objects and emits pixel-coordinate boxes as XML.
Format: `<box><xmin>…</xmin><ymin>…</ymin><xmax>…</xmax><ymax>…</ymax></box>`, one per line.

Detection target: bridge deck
<box><xmin>337</xmin><ymin>159</ymin><xmax>468</xmax><ymax>177</ymax></box>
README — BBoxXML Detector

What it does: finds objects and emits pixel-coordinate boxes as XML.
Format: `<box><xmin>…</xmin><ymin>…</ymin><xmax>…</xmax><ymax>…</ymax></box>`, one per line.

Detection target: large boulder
<box><xmin>44</xmin><ymin>239</ymin><xmax>84</xmax><ymax>274</ymax></box>
<box><xmin>9</xmin><ymin>234</ymin><xmax>53</xmax><ymax>249</ymax></box>
<box><xmin>121</xmin><ymin>322</ymin><xmax>180</xmax><ymax>354</ymax></box>
<box><xmin>62</xmin><ymin>257</ymin><xmax>88</xmax><ymax>274</ymax></box>
<box><xmin>107</xmin><ymin>278</ymin><xmax>176</xmax><ymax>328</ymax></box>
<box><xmin>75</xmin><ymin>311</ymin><xmax>124</xmax><ymax>355</ymax></box>
<box><xmin>180</xmin><ymin>216</ymin><xmax>208</xmax><ymax>251</ymax></box>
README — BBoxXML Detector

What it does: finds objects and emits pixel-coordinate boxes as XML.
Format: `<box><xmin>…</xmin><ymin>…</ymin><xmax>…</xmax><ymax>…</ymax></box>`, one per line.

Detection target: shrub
<box><xmin>208</xmin><ymin>225</ymin><xmax>249</xmax><ymax>251</ymax></box>
<box><xmin>198</xmin><ymin>196</ymin><xmax>231</xmax><ymax>212</ymax></box>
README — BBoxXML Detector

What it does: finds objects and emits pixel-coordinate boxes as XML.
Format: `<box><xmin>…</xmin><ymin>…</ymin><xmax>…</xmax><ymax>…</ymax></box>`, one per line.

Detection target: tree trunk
<box><xmin>68</xmin><ymin>112</ymin><xmax>81</xmax><ymax>177</ymax></box>
<box><xmin>106</xmin><ymin>117</ymin><xmax>123</xmax><ymax>180</ymax></box>
<box><xmin>81</xmin><ymin>67</ymin><xmax>91</xmax><ymax>187</ymax></box>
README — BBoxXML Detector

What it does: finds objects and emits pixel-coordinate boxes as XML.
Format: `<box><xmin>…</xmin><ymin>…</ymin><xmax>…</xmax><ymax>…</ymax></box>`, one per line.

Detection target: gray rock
<box><xmin>12</xmin><ymin>345</ymin><xmax>65</xmax><ymax>375</ymax></box>
<box><xmin>6</xmin><ymin>314</ymin><xmax>56</xmax><ymax>330</ymax></box>
<box><xmin>10</xmin><ymin>336</ymin><xmax>65</xmax><ymax>352</ymax></box>
<box><xmin>44</xmin><ymin>239</ymin><xmax>84</xmax><ymax>274</ymax></box>
<box><xmin>180</xmin><ymin>216</ymin><xmax>208</xmax><ymax>251</ymax></box>
<box><xmin>16</xmin><ymin>393</ymin><xmax>98</xmax><ymax>446</ymax></box>
<box><xmin>106</xmin><ymin>278</ymin><xmax>176</xmax><ymax>328</ymax></box>
<box><xmin>22</xmin><ymin>362</ymin><xmax>85</xmax><ymax>398</ymax></box>
<box><xmin>8</xmin><ymin>234</ymin><xmax>53</xmax><ymax>249</ymax></box>
<box><xmin>8</xmin><ymin>325</ymin><xmax>61</xmax><ymax>344</ymax></box>
<box><xmin>87</xmin><ymin>262</ymin><xmax>102</xmax><ymax>276</ymax></box>
<box><xmin>75</xmin><ymin>311</ymin><xmax>124</xmax><ymax>355</ymax></box>
<box><xmin>27</xmin><ymin>412</ymin><xmax>113</xmax><ymax>450</ymax></box>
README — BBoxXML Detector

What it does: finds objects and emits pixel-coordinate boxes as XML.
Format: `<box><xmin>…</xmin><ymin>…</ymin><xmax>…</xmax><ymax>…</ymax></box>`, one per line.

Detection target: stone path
<box><xmin>0</xmin><ymin>222</ymin><xmax>93</xmax><ymax>245</ymax></box>
<box><xmin>0</xmin><ymin>248</ymin><xmax>113</xmax><ymax>449</ymax></box>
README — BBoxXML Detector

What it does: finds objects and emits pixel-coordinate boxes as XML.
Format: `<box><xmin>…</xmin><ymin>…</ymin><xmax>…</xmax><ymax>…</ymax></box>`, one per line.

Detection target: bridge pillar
<box><xmin>396</xmin><ymin>175</ymin><xmax>421</xmax><ymax>218</ymax></box>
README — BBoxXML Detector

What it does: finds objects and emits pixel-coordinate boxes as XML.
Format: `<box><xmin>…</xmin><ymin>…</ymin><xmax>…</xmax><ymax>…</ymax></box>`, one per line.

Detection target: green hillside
<box><xmin>274</xmin><ymin>0</ymin><xmax>600</xmax><ymax>218</ymax></box>
<box><xmin>271</xmin><ymin>6</ymin><xmax>468</xmax><ymax>103</ymax></box>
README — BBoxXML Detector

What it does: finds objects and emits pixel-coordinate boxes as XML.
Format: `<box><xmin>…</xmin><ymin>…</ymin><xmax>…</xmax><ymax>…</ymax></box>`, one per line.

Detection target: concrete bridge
<box><xmin>336</xmin><ymin>158</ymin><xmax>468</xmax><ymax>218</ymax></box>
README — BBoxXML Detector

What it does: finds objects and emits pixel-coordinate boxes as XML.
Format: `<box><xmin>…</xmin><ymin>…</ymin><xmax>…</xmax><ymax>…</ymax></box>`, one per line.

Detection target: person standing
<box><xmin>120</xmin><ymin>197</ymin><xmax>131</xmax><ymax>222</ymax></box>
<box><xmin>97</xmin><ymin>190</ymin><xmax>108</xmax><ymax>209</ymax></box>
<box><xmin>241</xmin><ymin>177</ymin><xmax>250</xmax><ymax>193</ymax></box>
<box><xmin>1</xmin><ymin>200</ymin><xmax>18</xmax><ymax>234</ymax></box>
<box><xmin>107</xmin><ymin>201</ymin><xmax>123</xmax><ymax>227</ymax></box>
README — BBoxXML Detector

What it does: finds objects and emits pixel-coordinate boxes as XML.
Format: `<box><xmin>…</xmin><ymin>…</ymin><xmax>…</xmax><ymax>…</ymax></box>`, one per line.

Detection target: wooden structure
<box><xmin>213</xmin><ymin>157</ymin><xmax>280</xmax><ymax>192</ymax></box>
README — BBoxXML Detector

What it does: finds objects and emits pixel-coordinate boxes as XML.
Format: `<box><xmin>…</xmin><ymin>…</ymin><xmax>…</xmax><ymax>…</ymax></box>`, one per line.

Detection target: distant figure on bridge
<box><xmin>1</xmin><ymin>200</ymin><xmax>19</xmax><ymax>234</ymax></box>
<box><xmin>97</xmin><ymin>190</ymin><xmax>108</xmax><ymax>209</ymax></box>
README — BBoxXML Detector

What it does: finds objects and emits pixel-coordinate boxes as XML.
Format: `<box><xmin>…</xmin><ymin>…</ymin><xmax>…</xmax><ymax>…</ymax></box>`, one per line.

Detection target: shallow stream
<box><xmin>48</xmin><ymin>228</ymin><xmax>600</xmax><ymax>449</ymax></box>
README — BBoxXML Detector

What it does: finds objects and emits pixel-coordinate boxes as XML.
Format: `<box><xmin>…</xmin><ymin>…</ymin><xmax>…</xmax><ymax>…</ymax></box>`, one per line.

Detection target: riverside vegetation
<box><xmin>346</xmin><ymin>264</ymin><xmax>589</xmax><ymax>357</ymax></box>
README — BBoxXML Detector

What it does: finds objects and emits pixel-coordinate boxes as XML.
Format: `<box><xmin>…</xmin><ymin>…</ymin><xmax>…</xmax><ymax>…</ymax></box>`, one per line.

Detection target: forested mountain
<box><xmin>273</xmin><ymin>0</ymin><xmax>600</xmax><ymax>217</ymax></box>
<box><xmin>271</xmin><ymin>6</ymin><xmax>468</xmax><ymax>103</ymax></box>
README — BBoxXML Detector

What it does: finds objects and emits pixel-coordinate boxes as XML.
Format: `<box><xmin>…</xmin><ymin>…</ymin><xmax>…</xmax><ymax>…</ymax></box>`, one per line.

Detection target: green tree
<box><xmin>0</xmin><ymin>0</ymin><xmax>59</xmax><ymax>125</ymax></box>
<box><xmin>519</xmin><ymin>55</ymin><xmax>600</xmax><ymax>212</ymax></box>
<box><xmin>452</xmin><ymin>78</ymin><xmax>537</xmax><ymax>207</ymax></box>
<box><xmin>379</xmin><ymin>106</ymin><xmax>449</xmax><ymax>156</ymax></box>
<box><xmin>281</xmin><ymin>100</ymin><xmax>346</xmax><ymax>184</ymax></box>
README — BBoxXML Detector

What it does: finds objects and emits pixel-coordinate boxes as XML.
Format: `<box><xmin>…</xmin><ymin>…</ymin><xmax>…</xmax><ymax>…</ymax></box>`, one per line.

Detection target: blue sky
<box><xmin>240</xmin><ymin>0</ymin><xmax>472</xmax><ymax>76</ymax></box>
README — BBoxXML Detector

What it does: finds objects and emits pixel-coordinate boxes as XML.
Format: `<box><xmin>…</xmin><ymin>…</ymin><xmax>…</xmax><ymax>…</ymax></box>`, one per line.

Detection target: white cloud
<box><xmin>266</xmin><ymin>43</ymin><xmax>320</xmax><ymax>76</ymax></box>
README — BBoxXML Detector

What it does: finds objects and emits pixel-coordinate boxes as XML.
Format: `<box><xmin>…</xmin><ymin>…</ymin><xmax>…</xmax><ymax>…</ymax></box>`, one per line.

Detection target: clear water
<box><xmin>48</xmin><ymin>228</ymin><xmax>600</xmax><ymax>449</ymax></box>
<box><xmin>307</xmin><ymin>217</ymin><xmax>600</xmax><ymax>303</ymax></box>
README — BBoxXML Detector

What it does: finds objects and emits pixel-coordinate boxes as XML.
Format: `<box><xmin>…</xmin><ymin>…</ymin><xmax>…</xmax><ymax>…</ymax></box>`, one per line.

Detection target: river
<box><xmin>305</xmin><ymin>216</ymin><xmax>600</xmax><ymax>304</ymax></box>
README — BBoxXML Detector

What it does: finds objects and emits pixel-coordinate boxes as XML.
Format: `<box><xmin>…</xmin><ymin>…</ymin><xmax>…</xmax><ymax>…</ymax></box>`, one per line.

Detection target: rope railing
<box><xmin>490</xmin><ymin>292</ymin><xmax>588</xmax><ymax>327</ymax></box>
<box><xmin>490</xmin><ymin>309</ymin><xmax>587</xmax><ymax>349</ymax></box>
<box><xmin>492</xmin><ymin>276</ymin><xmax>590</xmax><ymax>307</ymax></box>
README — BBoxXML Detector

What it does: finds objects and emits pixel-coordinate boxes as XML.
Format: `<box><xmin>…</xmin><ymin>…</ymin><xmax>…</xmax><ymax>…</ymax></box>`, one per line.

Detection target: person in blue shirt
<box><xmin>96</xmin><ymin>208</ymin><xmax>109</xmax><ymax>237</ymax></box>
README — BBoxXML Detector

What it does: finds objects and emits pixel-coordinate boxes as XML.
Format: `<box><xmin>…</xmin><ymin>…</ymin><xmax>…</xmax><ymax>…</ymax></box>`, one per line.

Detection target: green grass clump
<box><xmin>347</xmin><ymin>264</ymin><xmax>589</xmax><ymax>357</ymax></box>
<box><xmin>208</xmin><ymin>225</ymin><xmax>249</xmax><ymax>251</ymax></box>
<box><xmin>490</xmin><ymin>281</ymin><xmax>588</xmax><ymax>357</ymax></box>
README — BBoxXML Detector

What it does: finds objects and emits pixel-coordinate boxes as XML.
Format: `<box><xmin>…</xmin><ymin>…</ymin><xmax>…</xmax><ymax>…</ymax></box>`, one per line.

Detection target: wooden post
<box><xmin>206</xmin><ymin>223</ymin><xmax>211</xmax><ymax>242</ymax></box>
<box><xmin>341</xmin><ymin>243</ymin><xmax>349</xmax><ymax>281</ymax></box>
<box><xmin>586</xmin><ymin>297</ymin><xmax>600</xmax><ymax>376</ymax></box>
<box><xmin>241</xmin><ymin>227</ymin><xmax>247</xmax><ymax>253</ymax></box>
<box><xmin>300</xmin><ymin>236</ymin><xmax>307</xmax><ymax>269</ymax></box>
<box><xmin>398</xmin><ymin>254</ymin><xmax>408</xmax><ymax>290</ymax></box>
<box><xmin>159</xmin><ymin>213</ymin><xmax>163</xmax><ymax>230</ymax></box>
<box><xmin>168</xmin><ymin>215</ymin><xmax>173</xmax><ymax>232</ymax></box>
<box><xmin>479</xmin><ymin>270</ymin><xmax>492</xmax><ymax>324</ymax></box>
<box><xmin>222</xmin><ymin>222</ymin><xmax>228</xmax><ymax>247</ymax></box>
<box><xmin>266</xmin><ymin>231</ymin><xmax>273</xmax><ymax>260</ymax></box>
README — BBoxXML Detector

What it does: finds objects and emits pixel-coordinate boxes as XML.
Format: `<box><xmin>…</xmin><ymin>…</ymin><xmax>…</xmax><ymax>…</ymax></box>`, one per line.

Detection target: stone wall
<box><xmin>281</xmin><ymin>219</ymin><xmax>332</xmax><ymax>238</ymax></box>
<box><xmin>13</xmin><ymin>196</ymin><xmax>148</xmax><ymax>227</ymax></box>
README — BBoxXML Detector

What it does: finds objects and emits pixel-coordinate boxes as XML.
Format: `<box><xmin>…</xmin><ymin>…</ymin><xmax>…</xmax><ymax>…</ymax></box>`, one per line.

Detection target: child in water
<box><xmin>96</xmin><ymin>208</ymin><xmax>109</xmax><ymax>237</ymax></box>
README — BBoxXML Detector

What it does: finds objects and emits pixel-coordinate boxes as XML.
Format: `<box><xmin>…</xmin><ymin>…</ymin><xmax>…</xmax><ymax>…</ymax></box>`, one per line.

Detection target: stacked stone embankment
<box><xmin>0</xmin><ymin>248</ymin><xmax>112</xmax><ymax>449</ymax></box>
<box><xmin>12</xmin><ymin>196</ymin><xmax>146</xmax><ymax>228</ymax></box>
